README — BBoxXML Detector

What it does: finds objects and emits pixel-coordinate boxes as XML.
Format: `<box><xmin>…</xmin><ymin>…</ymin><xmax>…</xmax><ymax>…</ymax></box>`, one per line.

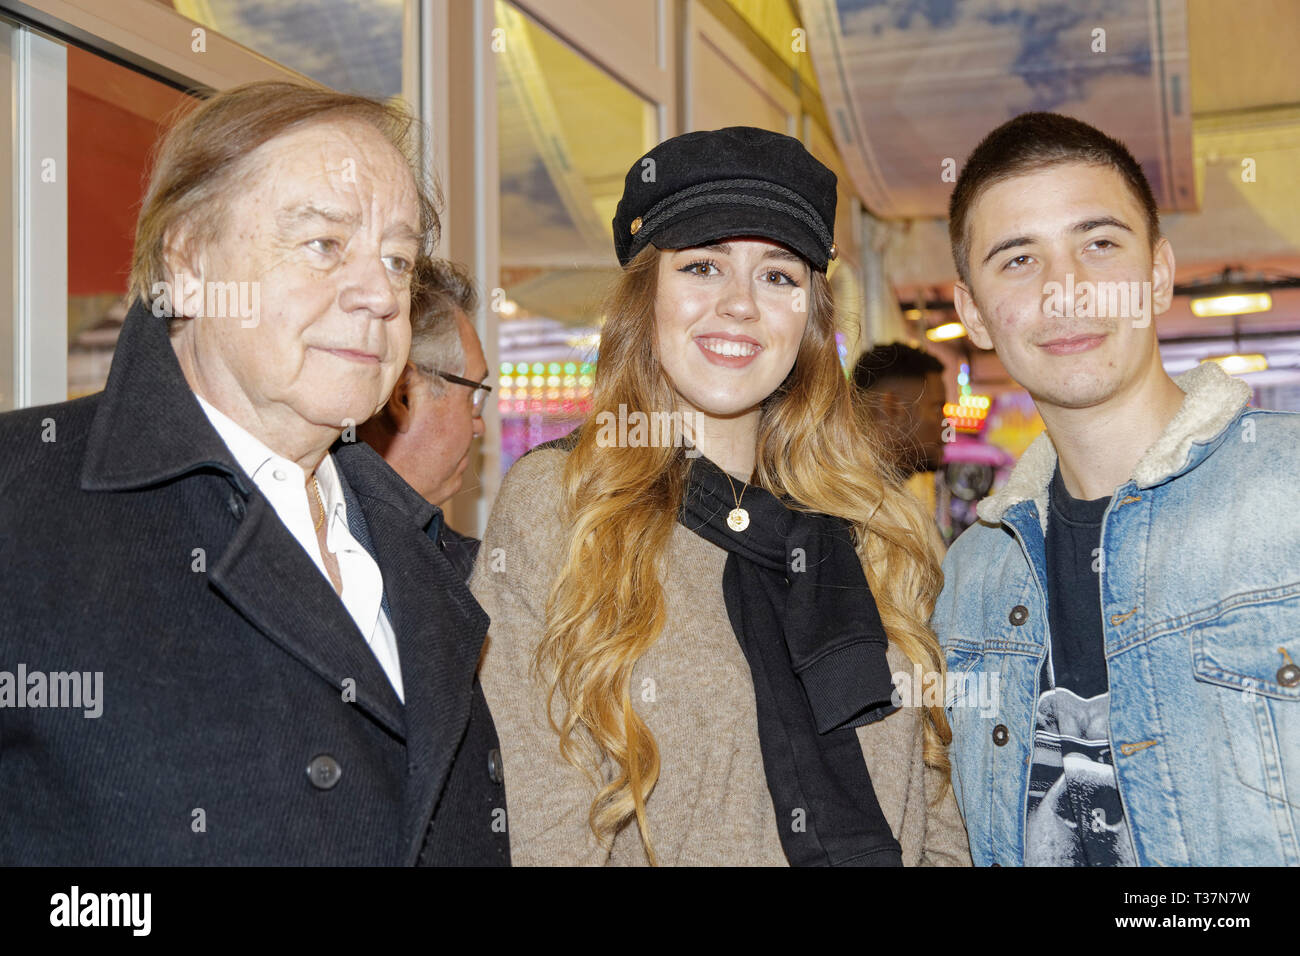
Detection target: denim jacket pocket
<box><xmin>1190</xmin><ymin>591</ymin><xmax>1300</xmax><ymax>814</ymax></box>
<box><xmin>944</xmin><ymin>645</ymin><xmax>991</xmax><ymax>728</ymax></box>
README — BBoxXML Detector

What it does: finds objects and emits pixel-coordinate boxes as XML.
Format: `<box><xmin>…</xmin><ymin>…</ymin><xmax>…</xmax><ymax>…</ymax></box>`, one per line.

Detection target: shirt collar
<box><xmin>193</xmin><ymin>393</ymin><xmax>281</xmax><ymax>485</ymax></box>
<box><xmin>314</xmin><ymin>451</ymin><xmax>349</xmax><ymax>532</ymax></box>
<box><xmin>195</xmin><ymin>393</ymin><xmax>350</xmax><ymax>532</ymax></box>
<box><xmin>80</xmin><ymin>299</ymin><xmax>435</xmax><ymax>538</ymax></box>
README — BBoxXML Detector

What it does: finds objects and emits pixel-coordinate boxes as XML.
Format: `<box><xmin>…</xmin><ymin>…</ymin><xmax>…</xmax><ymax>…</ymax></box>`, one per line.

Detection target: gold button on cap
<box><xmin>630</xmin><ymin>216</ymin><xmax>642</xmax><ymax>235</ymax></box>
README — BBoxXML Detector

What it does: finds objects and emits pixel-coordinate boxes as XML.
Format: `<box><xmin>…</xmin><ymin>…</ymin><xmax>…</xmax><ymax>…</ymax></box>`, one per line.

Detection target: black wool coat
<box><xmin>0</xmin><ymin>301</ymin><xmax>509</xmax><ymax>865</ymax></box>
<box><xmin>437</xmin><ymin>525</ymin><xmax>482</xmax><ymax>584</ymax></box>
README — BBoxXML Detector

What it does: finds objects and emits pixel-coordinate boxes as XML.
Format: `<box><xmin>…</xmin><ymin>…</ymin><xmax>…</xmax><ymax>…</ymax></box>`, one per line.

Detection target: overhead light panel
<box><xmin>926</xmin><ymin>322</ymin><xmax>966</xmax><ymax>342</ymax></box>
<box><xmin>1190</xmin><ymin>292</ymin><xmax>1272</xmax><ymax>318</ymax></box>
<box><xmin>1202</xmin><ymin>353</ymin><xmax>1268</xmax><ymax>375</ymax></box>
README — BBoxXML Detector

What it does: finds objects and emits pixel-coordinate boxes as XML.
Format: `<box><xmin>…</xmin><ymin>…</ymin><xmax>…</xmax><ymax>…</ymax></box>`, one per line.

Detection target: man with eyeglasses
<box><xmin>359</xmin><ymin>258</ymin><xmax>491</xmax><ymax>580</ymax></box>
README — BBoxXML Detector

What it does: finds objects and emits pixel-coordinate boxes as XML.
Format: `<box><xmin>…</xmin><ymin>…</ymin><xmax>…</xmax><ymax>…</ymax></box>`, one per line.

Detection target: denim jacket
<box><xmin>933</xmin><ymin>363</ymin><xmax>1300</xmax><ymax>865</ymax></box>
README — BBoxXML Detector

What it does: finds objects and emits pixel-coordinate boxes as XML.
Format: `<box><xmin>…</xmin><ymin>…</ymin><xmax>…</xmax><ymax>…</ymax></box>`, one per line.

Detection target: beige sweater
<box><xmin>471</xmin><ymin>448</ymin><xmax>971</xmax><ymax>866</ymax></box>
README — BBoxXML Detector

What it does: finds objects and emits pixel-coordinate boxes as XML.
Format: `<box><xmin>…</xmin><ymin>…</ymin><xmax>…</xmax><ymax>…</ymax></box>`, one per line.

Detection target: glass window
<box><xmin>724</xmin><ymin>0</ymin><xmax>821</xmax><ymax>95</ymax></box>
<box><xmin>67</xmin><ymin>46</ymin><xmax>195</xmax><ymax>398</ymax></box>
<box><xmin>494</xmin><ymin>1</ymin><xmax>657</xmax><ymax>473</ymax></box>
<box><xmin>153</xmin><ymin>0</ymin><xmax>407</xmax><ymax>98</ymax></box>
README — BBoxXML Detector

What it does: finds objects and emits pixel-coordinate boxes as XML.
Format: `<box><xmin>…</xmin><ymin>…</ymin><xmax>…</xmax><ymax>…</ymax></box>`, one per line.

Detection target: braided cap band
<box><xmin>626</xmin><ymin>178</ymin><xmax>834</xmax><ymax>267</ymax></box>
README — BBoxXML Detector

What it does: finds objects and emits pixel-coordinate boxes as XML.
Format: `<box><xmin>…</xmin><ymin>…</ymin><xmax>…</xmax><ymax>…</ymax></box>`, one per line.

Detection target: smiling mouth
<box><xmin>695</xmin><ymin>336</ymin><xmax>762</xmax><ymax>358</ymax></box>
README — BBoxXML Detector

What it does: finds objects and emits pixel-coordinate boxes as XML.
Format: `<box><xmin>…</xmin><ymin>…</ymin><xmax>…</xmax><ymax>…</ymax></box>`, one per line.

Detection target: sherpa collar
<box><xmin>976</xmin><ymin>362</ymin><xmax>1251</xmax><ymax>529</ymax></box>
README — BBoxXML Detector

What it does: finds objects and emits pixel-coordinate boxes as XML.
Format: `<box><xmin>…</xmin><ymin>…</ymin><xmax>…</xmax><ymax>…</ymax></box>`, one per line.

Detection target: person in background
<box><xmin>933</xmin><ymin>111</ymin><xmax>1300</xmax><ymax>866</ymax></box>
<box><xmin>852</xmin><ymin>343</ymin><xmax>948</xmax><ymax>480</ymax></box>
<box><xmin>359</xmin><ymin>258</ymin><xmax>490</xmax><ymax>580</ymax></box>
<box><xmin>852</xmin><ymin>344</ymin><xmax>949</xmax><ymax>529</ymax></box>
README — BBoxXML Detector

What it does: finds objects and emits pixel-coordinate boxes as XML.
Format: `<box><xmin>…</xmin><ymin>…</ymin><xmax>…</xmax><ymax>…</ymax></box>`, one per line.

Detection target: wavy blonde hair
<box><xmin>534</xmin><ymin>246</ymin><xmax>949</xmax><ymax>863</ymax></box>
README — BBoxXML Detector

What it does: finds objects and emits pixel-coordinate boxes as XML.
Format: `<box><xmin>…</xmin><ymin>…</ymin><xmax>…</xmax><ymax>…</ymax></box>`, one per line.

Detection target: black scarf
<box><xmin>679</xmin><ymin>455</ymin><xmax>903</xmax><ymax>867</ymax></box>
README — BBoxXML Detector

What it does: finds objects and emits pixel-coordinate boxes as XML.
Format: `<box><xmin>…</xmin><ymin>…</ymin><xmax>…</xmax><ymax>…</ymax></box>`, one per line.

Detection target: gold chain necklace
<box><xmin>723</xmin><ymin>470</ymin><xmax>750</xmax><ymax>532</ymax></box>
<box><xmin>310</xmin><ymin>475</ymin><xmax>326</xmax><ymax>532</ymax></box>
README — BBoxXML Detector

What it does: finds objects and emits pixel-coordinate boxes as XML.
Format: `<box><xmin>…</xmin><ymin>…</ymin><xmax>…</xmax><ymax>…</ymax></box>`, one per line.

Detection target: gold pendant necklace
<box><xmin>723</xmin><ymin>470</ymin><xmax>750</xmax><ymax>532</ymax></box>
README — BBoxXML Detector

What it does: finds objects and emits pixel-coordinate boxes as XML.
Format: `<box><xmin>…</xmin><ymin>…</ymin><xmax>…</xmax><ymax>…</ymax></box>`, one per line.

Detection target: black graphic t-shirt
<box><xmin>1025</xmin><ymin>467</ymin><xmax>1137</xmax><ymax>866</ymax></box>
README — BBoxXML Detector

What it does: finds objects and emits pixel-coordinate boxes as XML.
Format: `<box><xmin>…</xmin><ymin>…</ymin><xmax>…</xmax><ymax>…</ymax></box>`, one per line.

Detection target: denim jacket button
<box><xmin>992</xmin><ymin>724</ymin><xmax>1010</xmax><ymax>746</ymax></box>
<box><xmin>1278</xmin><ymin>664</ymin><xmax>1300</xmax><ymax>688</ymax></box>
<box><xmin>1008</xmin><ymin>605</ymin><xmax>1029</xmax><ymax>626</ymax></box>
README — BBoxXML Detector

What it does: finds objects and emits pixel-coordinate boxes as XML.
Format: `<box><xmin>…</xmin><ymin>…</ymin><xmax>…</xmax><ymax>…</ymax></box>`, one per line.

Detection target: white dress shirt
<box><xmin>195</xmin><ymin>394</ymin><xmax>404</xmax><ymax>702</ymax></box>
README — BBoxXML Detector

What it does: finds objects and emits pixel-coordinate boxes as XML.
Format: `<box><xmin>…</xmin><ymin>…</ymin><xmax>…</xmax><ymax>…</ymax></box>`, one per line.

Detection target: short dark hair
<box><xmin>947</xmin><ymin>112</ymin><xmax>1160</xmax><ymax>286</ymax></box>
<box><xmin>852</xmin><ymin>342</ymin><xmax>944</xmax><ymax>392</ymax></box>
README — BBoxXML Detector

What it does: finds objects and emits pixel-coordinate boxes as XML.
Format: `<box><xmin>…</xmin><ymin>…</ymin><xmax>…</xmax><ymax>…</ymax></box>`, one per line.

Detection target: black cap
<box><xmin>612</xmin><ymin>126</ymin><xmax>839</xmax><ymax>271</ymax></box>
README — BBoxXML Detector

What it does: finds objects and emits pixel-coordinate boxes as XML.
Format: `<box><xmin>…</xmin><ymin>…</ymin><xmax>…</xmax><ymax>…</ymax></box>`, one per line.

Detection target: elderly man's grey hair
<box><xmin>130</xmin><ymin>81</ymin><xmax>440</xmax><ymax>309</ymax></box>
<box><xmin>409</xmin><ymin>258</ymin><xmax>480</xmax><ymax>393</ymax></box>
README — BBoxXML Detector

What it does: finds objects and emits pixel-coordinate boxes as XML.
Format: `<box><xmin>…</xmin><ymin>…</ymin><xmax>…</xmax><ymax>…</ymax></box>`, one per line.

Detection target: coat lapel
<box><xmin>80</xmin><ymin>301</ymin><xmax>405</xmax><ymax>737</ymax></box>
<box><xmin>206</xmin><ymin>492</ymin><xmax>406</xmax><ymax>737</ymax></box>
<box><xmin>335</xmin><ymin>442</ymin><xmax>489</xmax><ymax>865</ymax></box>
<box><xmin>79</xmin><ymin>302</ymin><xmax>492</xmax><ymax>856</ymax></box>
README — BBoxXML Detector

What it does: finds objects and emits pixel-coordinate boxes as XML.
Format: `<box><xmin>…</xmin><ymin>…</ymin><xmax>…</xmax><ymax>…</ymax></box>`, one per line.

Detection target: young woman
<box><xmin>471</xmin><ymin>127</ymin><xmax>969</xmax><ymax>866</ymax></box>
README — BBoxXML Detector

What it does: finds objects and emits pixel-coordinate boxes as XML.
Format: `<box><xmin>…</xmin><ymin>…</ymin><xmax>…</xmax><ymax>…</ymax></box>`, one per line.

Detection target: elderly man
<box><xmin>0</xmin><ymin>82</ymin><xmax>507</xmax><ymax>865</ymax></box>
<box><xmin>358</xmin><ymin>259</ymin><xmax>489</xmax><ymax>580</ymax></box>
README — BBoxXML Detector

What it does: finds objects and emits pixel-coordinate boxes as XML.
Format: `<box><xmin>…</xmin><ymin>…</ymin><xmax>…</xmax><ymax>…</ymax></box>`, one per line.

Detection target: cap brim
<box><xmin>646</xmin><ymin>204</ymin><xmax>828</xmax><ymax>271</ymax></box>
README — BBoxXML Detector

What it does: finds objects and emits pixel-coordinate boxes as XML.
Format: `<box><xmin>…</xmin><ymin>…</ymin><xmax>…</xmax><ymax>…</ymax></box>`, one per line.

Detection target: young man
<box><xmin>933</xmin><ymin>112</ymin><xmax>1300</xmax><ymax>866</ymax></box>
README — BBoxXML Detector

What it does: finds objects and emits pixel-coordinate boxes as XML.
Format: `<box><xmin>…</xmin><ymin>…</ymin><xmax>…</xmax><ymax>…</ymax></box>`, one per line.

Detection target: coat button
<box><xmin>227</xmin><ymin>493</ymin><xmax>246</xmax><ymax>520</ymax></box>
<box><xmin>487</xmin><ymin>748</ymin><xmax>504</xmax><ymax>784</ymax></box>
<box><xmin>1008</xmin><ymin>605</ymin><xmax>1029</xmax><ymax>626</ymax></box>
<box><xmin>1278</xmin><ymin>664</ymin><xmax>1300</xmax><ymax>688</ymax></box>
<box><xmin>992</xmin><ymin>724</ymin><xmax>1010</xmax><ymax>746</ymax></box>
<box><xmin>307</xmin><ymin>754</ymin><xmax>342</xmax><ymax>790</ymax></box>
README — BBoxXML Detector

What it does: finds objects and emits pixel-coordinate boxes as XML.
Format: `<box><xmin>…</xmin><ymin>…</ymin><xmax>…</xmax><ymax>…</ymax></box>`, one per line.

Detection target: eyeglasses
<box><xmin>432</xmin><ymin>369</ymin><xmax>493</xmax><ymax>416</ymax></box>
